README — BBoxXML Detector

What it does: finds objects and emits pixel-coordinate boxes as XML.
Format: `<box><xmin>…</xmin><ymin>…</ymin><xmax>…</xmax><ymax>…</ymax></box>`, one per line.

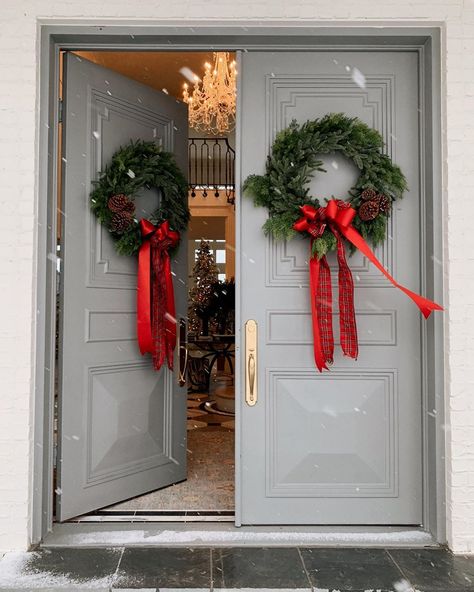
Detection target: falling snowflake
<box><xmin>179</xmin><ymin>66</ymin><xmax>198</xmax><ymax>82</ymax></box>
<box><xmin>165</xmin><ymin>312</ymin><xmax>177</xmax><ymax>324</ymax></box>
<box><xmin>351</xmin><ymin>67</ymin><xmax>366</xmax><ymax>89</ymax></box>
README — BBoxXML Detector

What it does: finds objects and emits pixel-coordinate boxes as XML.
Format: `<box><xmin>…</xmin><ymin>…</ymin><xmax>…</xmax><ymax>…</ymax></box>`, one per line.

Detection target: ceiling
<box><xmin>73</xmin><ymin>51</ymin><xmax>236</xmax><ymax>101</ymax></box>
<box><xmin>188</xmin><ymin>216</ymin><xmax>226</xmax><ymax>241</ymax></box>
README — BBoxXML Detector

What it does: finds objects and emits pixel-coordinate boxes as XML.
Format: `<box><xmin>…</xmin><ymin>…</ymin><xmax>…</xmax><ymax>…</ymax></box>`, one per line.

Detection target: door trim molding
<box><xmin>35</xmin><ymin>23</ymin><xmax>444</xmax><ymax>546</ymax></box>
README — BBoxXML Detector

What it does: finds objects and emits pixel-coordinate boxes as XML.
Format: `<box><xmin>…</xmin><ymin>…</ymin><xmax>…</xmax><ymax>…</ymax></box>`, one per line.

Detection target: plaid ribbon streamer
<box><xmin>316</xmin><ymin>254</ymin><xmax>334</xmax><ymax>365</ymax></box>
<box><xmin>335</xmin><ymin>228</ymin><xmax>358</xmax><ymax>360</ymax></box>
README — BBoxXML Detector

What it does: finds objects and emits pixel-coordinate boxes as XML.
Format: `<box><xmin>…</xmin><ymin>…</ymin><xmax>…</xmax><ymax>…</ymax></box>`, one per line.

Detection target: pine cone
<box><xmin>360</xmin><ymin>188</ymin><xmax>377</xmax><ymax>201</ymax></box>
<box><xmin>110</xmin><ymin>211</ymin><xmax>133</xmax><ymax>233</ymax></box>
<box><xmin>108</xmin><ymin>194</ymin><xmax>135</xmax><ymax>214</ymax></box>
<box><xmin>122</xmin><ymin>200</ymin><xmax>135</xmax><ymax>213</ymax></box>
<box><xmin>376</xmin><ymin>193</ymin><xmax>391</xmax><ymax>213</ymax></box>
<box><xmin>358</xmin><ymin>199</ymin><xmax>380</xmax><ymax>221</ymax></box>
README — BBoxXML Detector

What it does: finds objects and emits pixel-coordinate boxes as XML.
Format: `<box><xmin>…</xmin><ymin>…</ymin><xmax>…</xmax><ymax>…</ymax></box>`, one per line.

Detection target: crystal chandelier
<box><xmin>183</xmin><ymin>52</ymin><xmax>237</xmax><ymax>135</ymax></box>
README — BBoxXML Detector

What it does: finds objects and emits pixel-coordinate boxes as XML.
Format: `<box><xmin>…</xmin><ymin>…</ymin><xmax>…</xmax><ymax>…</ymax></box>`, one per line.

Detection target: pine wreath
<box><xmin>90</xmin><ymin>140</ymin><xmax>189</xmax><ymax>256</ymax></box>
<box><xmin>243</xmin><ymin>113</ymin><xmax>407</xmax><ymax>259</ymax></box>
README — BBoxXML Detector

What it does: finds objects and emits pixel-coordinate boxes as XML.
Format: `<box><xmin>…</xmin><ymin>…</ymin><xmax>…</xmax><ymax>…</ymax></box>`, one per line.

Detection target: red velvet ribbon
<box><xmin>137</xmin><ymin>219</ymin><xmax>180</xmax><ymax>371</ymax></box>
<box><xmin>294</xmin><ymin>199</ymin><xmax>443</xmax><ymax>371</ymax></box>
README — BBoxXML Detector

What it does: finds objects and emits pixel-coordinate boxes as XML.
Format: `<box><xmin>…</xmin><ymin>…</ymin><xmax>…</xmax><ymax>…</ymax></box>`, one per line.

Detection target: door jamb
<box><xmin>34</xmin><ymin>23</ymin><xmax>445</xmax><ymax>546</ymax></box>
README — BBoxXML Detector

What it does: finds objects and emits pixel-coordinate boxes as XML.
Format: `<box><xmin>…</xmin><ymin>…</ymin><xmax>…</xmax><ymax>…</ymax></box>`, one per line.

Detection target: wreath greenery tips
<box><xmin>90</xmin><ymin>140</ymin><xmax>189</xmax><ymax>256</ymax></box>
<box><xmin>243</xmin><ymin>113</ymin><xmax>407</xmax><ymax>257</ymax></box>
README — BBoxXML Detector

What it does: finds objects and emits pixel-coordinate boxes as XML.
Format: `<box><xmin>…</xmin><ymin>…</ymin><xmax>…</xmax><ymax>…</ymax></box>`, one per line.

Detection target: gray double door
<box><xmin>59</xmin><ymin>50</ymin><xmax>423</xmax><ymax>525</ymax></box>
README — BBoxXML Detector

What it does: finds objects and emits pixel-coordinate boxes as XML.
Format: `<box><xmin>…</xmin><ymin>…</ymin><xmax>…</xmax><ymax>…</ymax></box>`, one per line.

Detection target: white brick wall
<box><xmin>0</xmin><ymin>0</ymin><xmax>472</xmax><ymax>553</ymax></box>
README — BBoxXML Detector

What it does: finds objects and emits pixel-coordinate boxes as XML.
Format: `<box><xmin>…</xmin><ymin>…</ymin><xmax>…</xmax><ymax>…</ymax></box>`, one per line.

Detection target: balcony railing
<box><xmin>188</xmin><ymin>137</ymin><xmax>235</xmax><ymax>205</ymax></box>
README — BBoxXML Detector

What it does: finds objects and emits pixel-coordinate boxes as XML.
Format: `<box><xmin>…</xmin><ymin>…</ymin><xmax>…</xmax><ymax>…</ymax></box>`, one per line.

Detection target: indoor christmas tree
<box><xmin>188</xmin><ymin>240</ymin><xmax>219</xmax><ymax>335</ymax></box>
<box><xmin>206</xmin><ymin>278</ymin><xmax>235</xmax><ymax>334</ymax></box>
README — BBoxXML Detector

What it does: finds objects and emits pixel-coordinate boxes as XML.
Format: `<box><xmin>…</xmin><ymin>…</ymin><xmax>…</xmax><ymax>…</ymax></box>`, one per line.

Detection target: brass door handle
<box><xmin>248</xmin><ymin>353</ymin><xmax>256</xmax><ymax>399</ymax></box>
<box><xmin>178</xmin><ymin>318</ymin><xmax>188</xmax><ymax>387</ymax></box>
<box><xmin>179</xmin><ymin>345</ymin><xmax>188</xmax><ymax>387</ymax></box>
<box><xmin>245</xmin><ymin>319</ymin><xmax>257</xmax><ymax>406</ymax></box>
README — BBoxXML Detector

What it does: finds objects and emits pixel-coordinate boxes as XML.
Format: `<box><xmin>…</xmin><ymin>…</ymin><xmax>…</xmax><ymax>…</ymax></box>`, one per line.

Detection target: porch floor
<box><xmin>0</xmin><ymin>546</ymin><xmax>473</xmax><ymax>591</ymax></box>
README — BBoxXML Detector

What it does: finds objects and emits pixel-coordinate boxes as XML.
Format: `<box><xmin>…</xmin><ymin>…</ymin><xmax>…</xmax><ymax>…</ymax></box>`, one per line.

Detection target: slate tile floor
<box><xmin>0</xmin><ymin>546</ymin><xmax>474</xmax><ymax>591</ymax></box>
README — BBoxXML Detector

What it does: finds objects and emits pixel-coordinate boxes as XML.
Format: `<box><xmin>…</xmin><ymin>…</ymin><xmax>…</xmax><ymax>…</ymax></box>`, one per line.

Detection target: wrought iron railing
<box><xmin>188</xmin><ymin>137</ymin><xmax>235</xmax><ymax>205</ymax></box>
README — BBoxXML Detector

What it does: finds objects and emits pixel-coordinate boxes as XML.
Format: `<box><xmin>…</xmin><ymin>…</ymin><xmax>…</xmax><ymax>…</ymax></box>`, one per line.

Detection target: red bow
<box><xmin>137</xmin><ymin>219</ymin><xmax>180</xmax><ymax>371</ymax></box>
<box><xmin>293</xmin><ymin>199</ymin><xmax>443</xmax><ymax>372</ymax></box>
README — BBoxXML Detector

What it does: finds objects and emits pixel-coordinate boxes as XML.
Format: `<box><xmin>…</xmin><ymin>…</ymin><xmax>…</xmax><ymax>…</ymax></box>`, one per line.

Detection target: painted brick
<box><xmin>0</xmin><ymin>0</ymin><xmax>472</xmax><ymax>555</ymax></box>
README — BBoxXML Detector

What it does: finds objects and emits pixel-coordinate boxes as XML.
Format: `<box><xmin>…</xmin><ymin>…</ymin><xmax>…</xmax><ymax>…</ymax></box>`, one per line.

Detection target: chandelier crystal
<box><xmin>183</xmin><ymin>52</ymin><xmax>237</xmax><ymax>135</ymax></box>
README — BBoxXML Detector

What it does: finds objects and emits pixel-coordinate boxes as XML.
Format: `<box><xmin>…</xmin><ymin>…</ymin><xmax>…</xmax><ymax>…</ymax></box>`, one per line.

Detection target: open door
<box><xmin>57</xmin><ymin>53</ymin><xmax>188</xmax><ymax>521</ymax></box>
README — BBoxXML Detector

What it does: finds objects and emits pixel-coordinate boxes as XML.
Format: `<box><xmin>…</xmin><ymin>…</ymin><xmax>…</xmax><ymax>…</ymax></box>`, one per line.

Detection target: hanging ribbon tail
<box><xmin>317</xmin><ymin>254</ymin><xmax>334</xmax><ymax>364</ymax></box>
<box><xmin>309</xmin><ymin>248</ymin><xmax>330</xmax><ymax>372</ymax></box>
<box><xmin>341</xmin><ymin>223</ymin><xmax>443</xmax><ymax>318</ymax></box>
<box><xmin>162</xmin><ymin>250</ymin><xmax>177</xmax><ymax>370</ymax></box>
<box><xmin>151</xmin><ymin>244</ymin><xmax>167</xmax><ymax>371</ymax></box>
<box><xmin>335</xmin><ymin>232</ymin><xmax>358</xmax><ymax>360</ymax></box>
<box><xmin>152</xmin><ymin>222</ymin><xmax>180</xmax><ymax>371</ymax></box>
<box><xmin>137</xmin><ymin>219</ymin><xmax>155</xmax><ymax>357</ymax></box>
<box><xmin>165</xmin><ymin>224</ymin><xmax>180</xmax><ymax>368</ymax></box>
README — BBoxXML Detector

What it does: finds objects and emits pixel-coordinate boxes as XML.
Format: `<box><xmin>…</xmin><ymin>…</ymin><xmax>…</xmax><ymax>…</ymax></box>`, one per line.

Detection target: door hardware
<box><xmin>178</xmin><ymin>318</ymin><xmax>188</xmax><ymax>387</ymax></box>
<box><xmin>245</xmin><ymin>319</ymin><xmax>258</xmax><ymax>406</ymax></box>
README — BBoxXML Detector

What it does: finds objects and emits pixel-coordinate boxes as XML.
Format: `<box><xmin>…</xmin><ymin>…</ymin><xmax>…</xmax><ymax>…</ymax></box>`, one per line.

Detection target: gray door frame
<box><xmin>34</xmin><ymin>23</ymin><xmax>445</xmax><ymax>546</ymax></box>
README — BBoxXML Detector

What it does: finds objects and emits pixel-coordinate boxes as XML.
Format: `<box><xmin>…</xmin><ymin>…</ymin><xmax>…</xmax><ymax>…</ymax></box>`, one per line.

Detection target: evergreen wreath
<box><xmin>243</xmin><ymin>113</ymin><xmax>407</xmax><ymax>259</ymax></box>
<box><xmin>90</xmin><ymin>140</ymin><xmax>189</xmax><ymax>256</ymax></box>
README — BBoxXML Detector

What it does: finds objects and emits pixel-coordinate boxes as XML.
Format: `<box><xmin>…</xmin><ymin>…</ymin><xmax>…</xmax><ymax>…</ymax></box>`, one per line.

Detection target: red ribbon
<box><xmin>137</xmin><ymin>219</ymin><xmax>180</xmax><ymax>371</ymax></box>
<box><xmin>294</xmin><ymin>199</ymin><xmax>443</xmax><ymax>372</ymax></box>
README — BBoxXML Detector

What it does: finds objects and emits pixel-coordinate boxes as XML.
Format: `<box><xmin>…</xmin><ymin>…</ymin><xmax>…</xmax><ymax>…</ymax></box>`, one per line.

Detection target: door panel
<box><xmin>239</xmin><ymin>51</ymin><xmax>422</xmax><ymax>524</ymax></box>
<box><xmin>57</xmin><ymin>53</ymin><xmax>188</xmax><ymax>521</ymax></box>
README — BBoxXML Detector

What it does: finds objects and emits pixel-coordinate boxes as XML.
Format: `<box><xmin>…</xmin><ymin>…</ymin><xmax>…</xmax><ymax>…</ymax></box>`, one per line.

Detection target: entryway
<box><xmin>39</xmin><ymin>26</ymin><xmax>443</xmax><ymax>543</ymax></box>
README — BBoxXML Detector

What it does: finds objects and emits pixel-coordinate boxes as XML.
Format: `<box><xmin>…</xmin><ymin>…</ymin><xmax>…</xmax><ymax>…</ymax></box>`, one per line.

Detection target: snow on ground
<box><xmin>0</xmin><ymin>550</ymin><xmax>113</xmax><ymax>589</ymax></box>
<box><xmin>47</xmin><ymin>527</ymin><xmax>432</xmax><ymax>547</ymax></box>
